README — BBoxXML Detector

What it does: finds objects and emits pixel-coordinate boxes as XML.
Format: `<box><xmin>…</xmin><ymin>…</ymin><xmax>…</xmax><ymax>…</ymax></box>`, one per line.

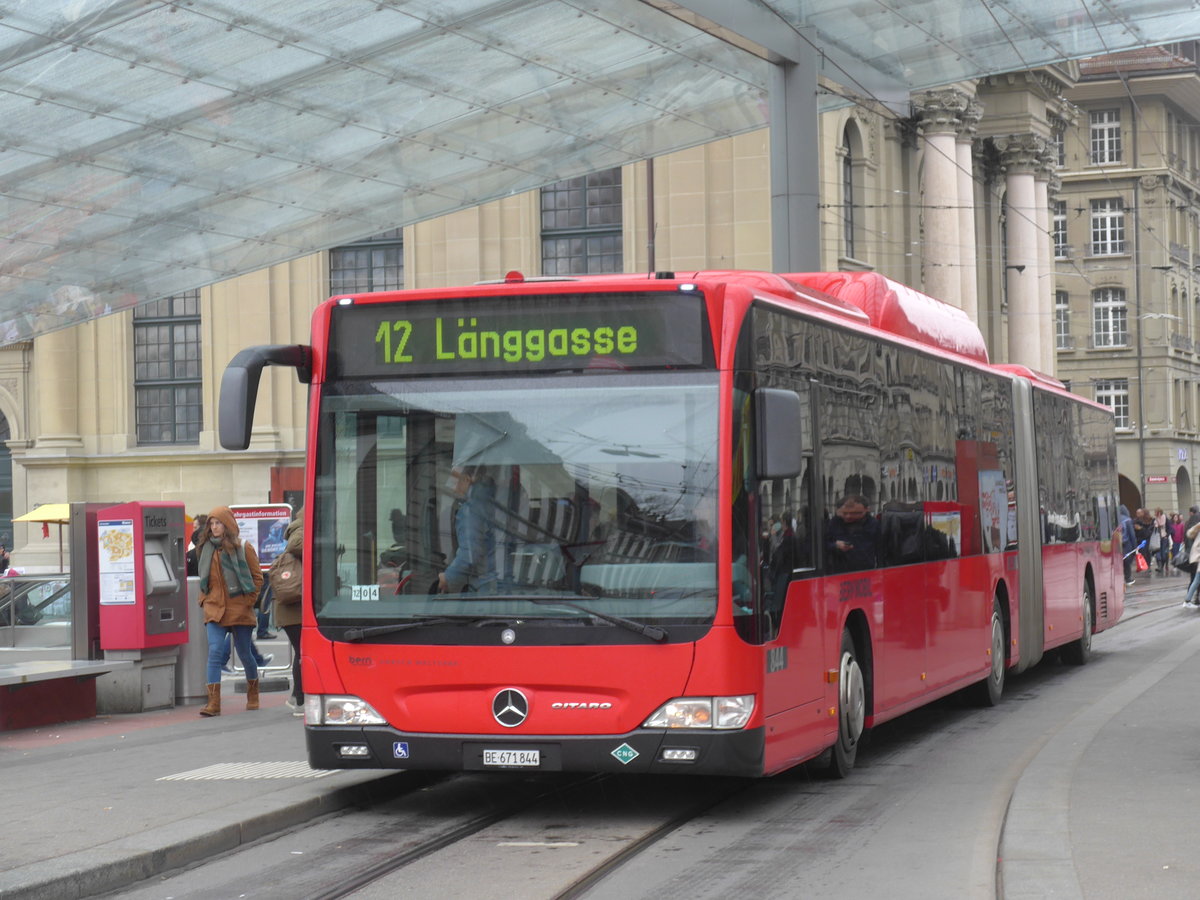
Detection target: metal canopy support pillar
<box><xmin>770</xmin><ymin>50</ymin><xmax>820</xmax><ymax>273</ymax></box>
<box><xmin>656</xmin><ymin>1</ymin><xmax>907</xmax><ymax>274</ymax></box>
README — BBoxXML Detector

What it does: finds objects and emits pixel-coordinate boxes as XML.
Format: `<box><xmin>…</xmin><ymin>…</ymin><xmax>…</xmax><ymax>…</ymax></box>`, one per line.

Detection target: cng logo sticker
<box><xmin>611</xmin><ymin>743</ymin><xmax>639</xmax><ymax>765</ymax></box>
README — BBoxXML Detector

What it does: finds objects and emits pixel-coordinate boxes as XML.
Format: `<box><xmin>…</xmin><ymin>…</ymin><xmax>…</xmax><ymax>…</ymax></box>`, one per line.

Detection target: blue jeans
<box><xmin>206</xmin><ymin>623</ymin><xmax>257</xmax><ymax>684</ymax></box>
<box><xmin>218</xmin><ymin>633</ymin><xmax>267</xmax><ymax>668</ymax></box>
<box><xmin>1186</xmin><ymin>568</ymin><xmax>1200</xmax><ymax>605</ymax></box>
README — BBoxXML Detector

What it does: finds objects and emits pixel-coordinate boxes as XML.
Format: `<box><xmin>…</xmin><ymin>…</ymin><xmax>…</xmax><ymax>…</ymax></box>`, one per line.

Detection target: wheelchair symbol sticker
<box><xmin>393</xmin><ymin>742</ymin><xmax>409</xmax><ymax>759</ymax></box>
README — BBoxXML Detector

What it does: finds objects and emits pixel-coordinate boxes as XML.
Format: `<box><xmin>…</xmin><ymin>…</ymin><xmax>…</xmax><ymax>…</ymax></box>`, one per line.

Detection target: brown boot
<box><xmin>199</xmin><ymin>683</ymin><xmax>221</xmax><ymax>717</ymax></box>
<box><xmin>246</xmin><ymin>679</ymin><xmax>260</xmax><ymax>710</ymax></box>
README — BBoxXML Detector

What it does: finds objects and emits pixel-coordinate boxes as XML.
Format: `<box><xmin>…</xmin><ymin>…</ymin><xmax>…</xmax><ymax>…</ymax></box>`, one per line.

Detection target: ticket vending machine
<box><xmin>94</xmin><ymin>502</ymin><xmax>187</xmax><ymax>712</ymax></box>
<box><xmin>97</xmin><ymin>502</ymin><xmax>188</xmax><ymax>649</ymax></box>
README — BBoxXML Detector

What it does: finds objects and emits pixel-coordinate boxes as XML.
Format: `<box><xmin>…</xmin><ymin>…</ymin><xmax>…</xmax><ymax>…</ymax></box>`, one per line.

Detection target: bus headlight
<box><xmin>643</xmin><ymin>695</ymin><xmax>755</xmax><ymax>730</ymax></box>
<box><xmin>311</xmin><ymin>695</ymin><xmax>387</xmax><ymax>726</ymax></box>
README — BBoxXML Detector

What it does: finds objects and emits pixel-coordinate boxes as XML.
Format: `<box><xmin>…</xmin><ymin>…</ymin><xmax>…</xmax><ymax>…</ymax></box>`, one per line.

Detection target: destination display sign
<box><xmin>327</xmin><ymin>291</ymin><xmax>712</xmax><ymax>378</ymax></box>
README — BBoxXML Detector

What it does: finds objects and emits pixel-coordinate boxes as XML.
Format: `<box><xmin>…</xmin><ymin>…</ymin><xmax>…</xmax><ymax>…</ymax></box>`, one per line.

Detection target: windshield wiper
<box><xmin>342</xmin><ymin>615</ymin><xmax>505</xmax><ymax>642</ymax></box>
<box><xmin>342</xmin><ymin>601</ymin><xmax>670</xmax><ymax>643</ymax></box>
<box><xmin>517</xmin><ymin>596</ymin><xmax>669</xmax><ymax>642</ymax></box>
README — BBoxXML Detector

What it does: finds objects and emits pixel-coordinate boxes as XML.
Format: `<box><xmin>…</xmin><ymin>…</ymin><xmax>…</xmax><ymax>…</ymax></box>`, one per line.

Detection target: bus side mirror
<box><xmin>756</xmin><ymin>387</ymin><xmax>803</xmax><ymax>480</ymax></box>
<box><xmin>218</xmin><ymin>344</ymin><xmax>313</xmax><ymax>450</ymax></box>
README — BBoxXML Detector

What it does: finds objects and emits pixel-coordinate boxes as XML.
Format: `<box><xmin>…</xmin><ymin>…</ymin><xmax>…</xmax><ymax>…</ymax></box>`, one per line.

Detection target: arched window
<box><xmin>0</xmin><ymin>412</ymin><xmax>10</xmax><ymax>544</ymax></box>
<box><xmin>841</xmin><ymin>122</ymin><xmax>865</xmax><ymax>261</ymax></box>
<box><xmin>842</xmin><ymin>125</ymin><xmax>856</xmax><ymax>259</ymax></box>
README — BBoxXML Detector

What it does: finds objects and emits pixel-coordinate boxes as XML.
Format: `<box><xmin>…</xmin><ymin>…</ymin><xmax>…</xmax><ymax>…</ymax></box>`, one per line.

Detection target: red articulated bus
<box><xmin>219</xmin><ymin>270</ymin><xmax>1122</xmax><ymax>778</ymax></box>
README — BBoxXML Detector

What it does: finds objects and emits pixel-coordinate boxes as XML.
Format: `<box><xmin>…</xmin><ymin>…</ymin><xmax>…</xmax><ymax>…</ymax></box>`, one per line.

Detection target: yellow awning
<box><xmin>14</xmin><ymin>503</ymin><xmax>71</xmax><ymax>523</ymax></box>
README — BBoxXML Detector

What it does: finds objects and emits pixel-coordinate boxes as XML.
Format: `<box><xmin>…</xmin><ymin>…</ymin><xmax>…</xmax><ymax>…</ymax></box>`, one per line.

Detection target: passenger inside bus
<box><xmin>825</xmin><ymin>494</ymin><xmax>881</xmax><ymax>572</ymax></box>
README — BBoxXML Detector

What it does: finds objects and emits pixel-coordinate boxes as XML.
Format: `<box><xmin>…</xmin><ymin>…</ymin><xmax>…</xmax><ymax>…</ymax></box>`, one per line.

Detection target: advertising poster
<box><xmin>98</xmin><ymin>519</ymin><xmax>136</xmax><ymax>605</ymax></box>
<box><xmin>978</xmin><ymin>470</ymin><xmax>1009</xmax><ymax>554</ymax></box>
<box><xmin>928</xmin><ymin>511</ymin><xmax>962</xmax><ymax>557</ymax></box>
<box><xmin>230</xmin><ymin>504</ymin><xmax>292</xmax><ymax>567</ymax></box>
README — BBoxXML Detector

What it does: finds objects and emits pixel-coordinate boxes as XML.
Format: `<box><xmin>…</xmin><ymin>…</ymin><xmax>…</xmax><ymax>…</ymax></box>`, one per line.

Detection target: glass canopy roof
<box><xmin>0</xmin><ymin>0</ymin><xmax>1195</xmax><ymax>343</ymax></box>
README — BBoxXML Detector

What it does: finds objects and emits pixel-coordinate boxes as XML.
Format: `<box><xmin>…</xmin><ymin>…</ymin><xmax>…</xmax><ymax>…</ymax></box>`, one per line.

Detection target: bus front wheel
<box><xmin>825</xmin><ymin>629</ymin><xmax>866</xmax><ymax>779</ymax></box>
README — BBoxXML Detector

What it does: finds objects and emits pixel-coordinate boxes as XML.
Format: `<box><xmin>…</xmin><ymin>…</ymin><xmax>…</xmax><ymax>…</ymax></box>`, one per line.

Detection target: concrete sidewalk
<box><xmin>999</xmin><ymin>571</ymin><xmax>1200</xmax><ymax>898</ymax></box>
<box><xmin>0</xmin><ymin>575</ymin><xmax>1190</xmax><ymax>900</ymax></box>
<box><xmin>0</xmin><ymin>680</ymin><xmax>412</xmax><ymax>900</ymax></box>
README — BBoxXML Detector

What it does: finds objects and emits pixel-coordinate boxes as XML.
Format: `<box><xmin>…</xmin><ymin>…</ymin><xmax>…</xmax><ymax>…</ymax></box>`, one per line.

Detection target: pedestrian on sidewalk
<box><xmin>1119</xmin><ymin>505</ymin><xmax>1137</xmax><ymax>586</ymax></box>
<box><xmin>1186</xmin><ymin>505</ymin><xmax>1200</xmax><ymax>536</ymax></box>
<box><xmin>185</xmin><ymin>514</ymin><xmax>206</xmax><ymax>577</ymax></box>
<box><xmin>197</xmin><ymin>506</ymin><xmax>264</xmax><ymax>716</ymax></box>
<box><xmin>1171</xmin><ymin>513</ymin><xmax>1186</xmax><ymax>575</ymax></box>
<box><xmin>1151</xmin><ymin>508</ymin><xmax>1172</xmax><ymax>575</ymax></box>
<box><xmin>270</xmin><ymin>514</ymin><xmax>304</xmax><ymax>716</ymax></box>
<box><xmin>1182</xmin><ymin>519</ymin><xmax>1200</xmax><ymax>608</ymax></box>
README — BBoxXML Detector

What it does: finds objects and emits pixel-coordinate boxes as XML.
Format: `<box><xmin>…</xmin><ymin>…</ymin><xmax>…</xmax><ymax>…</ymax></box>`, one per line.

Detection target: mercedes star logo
<box><xmin>493</xmin><ymin>688</ymin><xmax>529</xmax><ymax>728</ymax></box>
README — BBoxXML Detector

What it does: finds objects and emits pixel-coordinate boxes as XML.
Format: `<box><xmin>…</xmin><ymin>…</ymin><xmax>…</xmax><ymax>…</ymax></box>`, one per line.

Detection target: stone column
<box><xmin>1000</xmin><ymin>134</ymin><xmax>1047</xmax><ymax>372</ymax></box>
<box><xmin>956</xmin><ymin>101</ymin><xmax>982</xmax><ymax>322</ymax></box>
<box><xmin>32</xmin><ymin>327</ymin><xmax>82</xmax><ymax>448</ymax></box>
<box><xmin>915</xmin><ymin>89</ymin><xmax>972</xmax><ymax>308</ymax></box>
<box><xmin>1036</xmin><ymin>150</ymin><xmax>1060</xmax><ymax>375</ymax></box>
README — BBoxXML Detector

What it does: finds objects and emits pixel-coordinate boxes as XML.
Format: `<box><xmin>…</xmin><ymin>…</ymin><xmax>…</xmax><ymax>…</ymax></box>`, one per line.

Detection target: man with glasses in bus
<box><xmin>826</xmin><ymin>494</ymin><xmax>881</xmax><ymax>573</ymax></box>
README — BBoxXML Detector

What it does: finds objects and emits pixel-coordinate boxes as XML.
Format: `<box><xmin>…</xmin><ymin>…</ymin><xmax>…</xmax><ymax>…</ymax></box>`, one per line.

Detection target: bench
<box><xmin>0</xmin><ymin>660</ymin><xmax>132</xmax><ymax>730</ymax></box>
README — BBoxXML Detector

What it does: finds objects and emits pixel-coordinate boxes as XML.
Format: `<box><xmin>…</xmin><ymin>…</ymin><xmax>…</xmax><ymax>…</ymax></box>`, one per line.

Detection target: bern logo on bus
<box><xmin>493</xmin><ymin>689</ymin><xmax>529</xmax><ymax>727</ymax></box>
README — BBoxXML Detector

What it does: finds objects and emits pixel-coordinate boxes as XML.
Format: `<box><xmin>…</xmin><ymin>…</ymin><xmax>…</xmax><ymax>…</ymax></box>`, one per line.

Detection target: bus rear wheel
<box><xmin>825</xmin><ymin>629</ymin><xmax>866</xmax><ymax>779</ymax></box>
<box><xmin>970</xmin><ymin>599</ymin><xmax>1006</xmax><ymax>707</ymax></box>
<box><xmin>1060</xmin><ymin>581</ymin><xmax>1094</xmax><ymax>666</ymax></box>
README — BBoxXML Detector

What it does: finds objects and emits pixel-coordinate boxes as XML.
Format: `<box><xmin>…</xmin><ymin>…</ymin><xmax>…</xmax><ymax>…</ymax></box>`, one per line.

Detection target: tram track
<box><xmin>104</xmin><ymin>765</ymin><xmax>759</xmax><ymax>900</ymax></box>
<box><xmin>305</xmin><ymin>771</ymin><xmax>754</xmax><ymax>900</ymax></box>
<box><xmin>308</xmin><ymin>772</ymin><xmax>608</xmax><ymax>900</ymax></box>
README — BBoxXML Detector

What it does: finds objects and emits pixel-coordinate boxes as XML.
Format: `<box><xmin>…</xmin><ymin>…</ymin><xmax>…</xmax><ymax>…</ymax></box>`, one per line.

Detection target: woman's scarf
<box><xmin>198</xmin><ymin>536</ymin><xmax>257</xmax><ymax>596</ymax></box>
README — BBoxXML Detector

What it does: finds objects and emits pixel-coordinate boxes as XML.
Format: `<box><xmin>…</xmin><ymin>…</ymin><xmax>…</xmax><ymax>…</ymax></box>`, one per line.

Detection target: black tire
<box><xmin>970</xmin><ymin>599</ymin><xmax>1006</xmax><ymax>707</ymax></box>
<box><xmin>1060</xmin><ymin>580</ymin><xmax>1094</xmax><ymax>666</ymax></box>
<box><xmin>825</xmin><ymin>629</ymin><xmax>866</xmax><ymax>779</ymax></box>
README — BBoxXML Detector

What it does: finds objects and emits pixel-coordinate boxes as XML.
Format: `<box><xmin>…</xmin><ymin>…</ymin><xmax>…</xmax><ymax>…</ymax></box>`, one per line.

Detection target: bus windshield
<box><xmin>312</xmin><ymin>371</ymin><xmax>720</xmax><ymax>641</ymax></box>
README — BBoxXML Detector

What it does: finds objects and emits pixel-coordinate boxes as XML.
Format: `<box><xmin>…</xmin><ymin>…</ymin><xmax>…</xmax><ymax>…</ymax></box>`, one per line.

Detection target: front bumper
<box><xmin>306</xmin><ymin>725</ymin><xmax>766</xmax><ymax>777</ymax></box>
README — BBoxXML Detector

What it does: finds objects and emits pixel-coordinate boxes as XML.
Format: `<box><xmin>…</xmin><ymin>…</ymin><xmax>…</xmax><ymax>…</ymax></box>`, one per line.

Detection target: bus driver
<box><xmin>438</xmin><ymin>465</ymin><xmax>498</xmax><ymax>594</ymax></box>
